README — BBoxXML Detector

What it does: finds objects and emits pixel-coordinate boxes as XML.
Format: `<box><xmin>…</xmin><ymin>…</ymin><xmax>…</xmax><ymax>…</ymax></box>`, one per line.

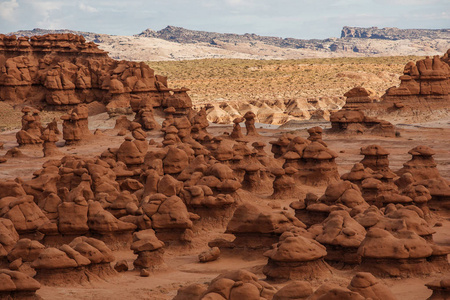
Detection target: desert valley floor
<box><xmin>0</xmin><ymin>113</ymin><xmax>449</xmax><ymax>300</ymax></box>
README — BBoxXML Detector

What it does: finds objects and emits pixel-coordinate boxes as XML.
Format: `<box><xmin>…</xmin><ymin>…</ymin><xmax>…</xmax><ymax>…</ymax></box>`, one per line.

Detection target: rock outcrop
<box><xmin>0</xmin><ymin>33</ymin><xmax>191</xmax><ymax>116</ymax></box>
<box><xmin>330</xmin><ymin>110</ymin><xmax>395</xmax><ymax>137</ymax></box>
<box><xmin>173</xmin><ymin>269</ymin><xmax>277</xmax><ymax>300</ymax></box>
<box><xmin>357</xmin><ymin>228</ymin><xmax>450</xmax><ymax>277</ymax></box>
<box><xmin>131</xmin><ymin>229</ymin><xmax>165</xmax><ymax>271</ymax></box>
<box><xmin>308</xmin><ymin>210</ymin><xmax>366</xmax><ymax>265</ymax></box>
<box><xmin>31</xmin><ymin>237</ymin><xmax>116</xmax><ymax>285</ymax></box>
<box><xmin>426</xmin><ymin>277</ymin><xmax>450</xmax><ymax>300</ymax></box>
<box><xmin>209</xmin><ymin>202</ymin><xmax>306</xmax><ymax>258</ymax></box>
<box><xmin>0</xmin><ymin>269</ymin><xmax>41</xmax><ymax>299</ymax></box>
<box><xmin>263</xmin><ymin>235</ymin><xmax>331</xmax><ymax>281</ymax></box>
<box><xmin>342</xmin><ymin>86</ymin><xmax>379</xmax><ymax>110</ymax></box>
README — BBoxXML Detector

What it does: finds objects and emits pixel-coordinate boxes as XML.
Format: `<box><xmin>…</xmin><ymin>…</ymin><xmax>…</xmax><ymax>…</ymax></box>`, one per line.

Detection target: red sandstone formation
<box><xmin>230</xmin><ymin>117</ymin><xmax>244</xmax><ymax>139</ymax></box>
<box><xmin>0</xmin><ymin>41</ymin><xmax>449</xmax><ymax>298</ymax></box>
<box><xmin>280</xmin><ymin>136</ymin><xmax>340</xmax><ymax>186</ymax></box>
<box><xmin>0</xmin><ymin>269</ymin><xmax>41</xmax><ymax>299</ymax></box>
<box><xmin>292</xmin><ymin>181</ymin><xmax>369</xmax><ymax>227</ymax></box>
<box><xmin>16</xmin><ymin>106</ymin><xmax>43</xmax><ymax>146</ymax></box>
<box><xmin>210</xmin><ymin>202</ymin><xmax>306</xmax><ymax>257</ymax></box>
<box><xmin>61</xmin><ymin>104</ymin><xmax>92</xmax><ymax>145</ymax></box>
<box><xmin>396</xmin><ymin>146</ymin><xmax>450</xmax><ymax>209</ymax></box>
<box><xmin>271</xmin><ymin>167</ymin><xmax>297</xmax><ymax>199</ymax></box>
<box><xmin>272</xmin><ymin>280</ymin><xmax>314</xmax><ymax>299</ymax></box>
<box><xmin>132</xmin><ymin>101</ymin><xmax>161</xmax><ymax>131</ymax></box>
<box><xmin>329</xmin><ymin>110</ymin><xmax>395</xmax><ymax>137</ymax></box>
<box><xmin>360</xmin><ymin>178</ymin><xmax>412</xmax><ymax>207</ymax></box>
<box><xmin>263</xmin><ymin>234</ymin><xmax>331</xmax><ymax>281</ymax></box>
<box><xmin>336</xmin><ymin>50</ymin><xmax>450</xmax><ymax>121</ymax></box>
<box><xmin>198</xmin><ymin>247</ymin><xmax>220</xmax><ymax>263</ymax></box>
<box><xmin>31</xmin><ymin>237</ymin><xmax>116</xmax><ymax>285</ymax></box>
<box><xmin>354</xmin><ymin>204</ymin><xmax>435</xmax><ymax>243</ymax></box>
<box><xmin>0</xmin><ymin>34</ymin><xmax>191</xmax><ymax>116</ymax></box>
<box><xmin>307</xmin><ymin>126</ymin><xmax>327</xmax><ymax>146</ymax></box>
<box><xmin>397</xmin><ymin>146</ymin><xmax>442</xmax><ymax>180</ymax></box>
<box><xmin>243</xmin><ymin>111</ymin><xmax>259</xmax><ymax>136</ymax></box>
<box><xmin>0</xmin><ymin>195</ymin><xmax>49</xmax><ymax>235</ymax></box>
<box><xmin>117</xmin><ymin>136</ymin><xmax>148</xmax><ymax>167</ymax></box>
<box><xmin>341</xmin><ymin>163</ymin><xmax>378</xmax><ymax>187</ymax></box>
<box><xmin>0</xmin><ymin>218</ymin><xmax>19</xmax><ymax>265</ymax></box>
<box><xmin>342</xmin><ymin>86</ymin><xmax>379</xmax><ymax>110</ymax></box>
<box><xmin>131</xmin><ymin>229</ymin><xmax>165</xmax><ymax>271</ymax></box>
<box><xmin>190</xmin><ymin>107</ymin><xmax>209</xmax><ymax>139</ymax></box>
<box><xmin>40</xmin><ymin>119</ymin><xmax>61</xmax><ymax>157</ymax></box>
<box><xmin>403</xmin><ymin>184</ymin><xmax>433</xmax><ymax>220</ymax></box>
<box><xmin>173</xmin><ymin>269</ymin><xmax>277</xmax><ymax>300</ymax></box>
<box><xmin>359</xmin><ymin>145</ymin><xmax>396</xmax><ymax>180</ymax></box>
<box><xmin>308</xmin><ymin>210</ymin><xmax>366</xmax><ymax>265</ymax></box>
<box><xmin>426</xmin><ymin>277</ymin><xmax>450</xmax><ymax>300</ymax></box>
<box><xmin>270</xmin><ymin>133</ymin><xmax>295</xmax><ymax>159</ymax></box>
<box><xmin>270</xmin><ymin>272</ymin><xmax>397</xmax><ymax>300</ymax></box>
<box><xmin>6</xmin><ymin>238</ymin><xmax>45</xmax><ymax>276</ymax></box>
<box><xmin>357</xmin><ymin>228</ymin><xmax>450</xmax><ymax>277</ymax></box>
<box><xmin>348</xmin><ymin>272</ymin><xmax>398</xmax><ymax>300</ymax></box>
<box><xmin>295</xmin><ymin>141</ymin><xmax>340</xmax><ymax>185</ymax></box>
<box><xmin>385</xmin><ymin>55</ymin><xmax>450</xmax><ymax>98</ymax></box>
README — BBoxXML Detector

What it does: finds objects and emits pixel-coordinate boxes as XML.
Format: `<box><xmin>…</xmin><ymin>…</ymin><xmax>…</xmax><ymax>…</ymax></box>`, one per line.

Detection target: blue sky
<box><xmin>0</xmin><ymin>0</ymin><xmax>449</xmax><ymax>39</ymax></box>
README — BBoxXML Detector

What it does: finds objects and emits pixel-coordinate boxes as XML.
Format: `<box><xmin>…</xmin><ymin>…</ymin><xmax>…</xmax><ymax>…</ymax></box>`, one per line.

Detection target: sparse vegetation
<box><xmin>148</xmin><ymin>56</ymin><xmax>423</xmax><ymax>105</ymax></box>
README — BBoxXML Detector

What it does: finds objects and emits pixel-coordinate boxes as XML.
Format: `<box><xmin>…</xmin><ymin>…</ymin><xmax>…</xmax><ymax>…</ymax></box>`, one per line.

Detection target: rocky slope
<box><xmin>6</xmin><ymin>26</ymin><xmax>450</xmax><ymax>61</ymax></box>
<box><xmin>341</xmin><ymin>26</ymin><xmax>450</xmax><ymax>40</ymax></box>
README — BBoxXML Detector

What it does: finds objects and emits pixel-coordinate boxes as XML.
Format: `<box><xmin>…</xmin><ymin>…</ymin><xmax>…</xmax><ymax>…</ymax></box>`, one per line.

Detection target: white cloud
<box><xmin>29</xmin><ymin>1</ymin><xmax>65</xmax><ymax>29</ymax></box>
<box><xmin>79</xmin><ymin>2</ymin><xmax>97</xmax><ymax>13</ymax></box>
<box><xmin>0</xmin><ymin>0</ymin><xmax>19</xmax><ymax>22</ymax></box>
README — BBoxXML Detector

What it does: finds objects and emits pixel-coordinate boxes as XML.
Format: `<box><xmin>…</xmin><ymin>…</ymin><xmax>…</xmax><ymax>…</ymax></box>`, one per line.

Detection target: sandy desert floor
<box><xmin>1</xmin><ymin>113</ymin><xmax>449</xmax><ymax>300</ymax></box>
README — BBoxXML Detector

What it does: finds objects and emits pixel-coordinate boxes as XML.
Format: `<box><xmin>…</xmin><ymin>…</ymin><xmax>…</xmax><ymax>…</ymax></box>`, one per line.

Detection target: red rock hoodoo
<box><xmin>0</xmin><ymin>34</ymin><xmax>191</xmax><ymax>115</ymax></box>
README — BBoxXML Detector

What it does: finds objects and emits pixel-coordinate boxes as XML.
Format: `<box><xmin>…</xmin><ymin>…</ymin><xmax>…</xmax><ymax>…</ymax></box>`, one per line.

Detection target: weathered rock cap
<box><xmin>360</xmin><ymin>145</ymin><xmax>390</xmax><ymax>156</ymax></box>
<box><xmin>408</xmin><ymin>145</ymin><xmax>435</xmax><ymax>156</ymax></box>
<box><xmin>0</xmin><ymin>269</ymin><xmax>41</xmax><ymax>293</ymax></box>
<box><xmin>264</xmin><ymin>236</ymin><xmax>327</xmax><ymax>262</ymax></box>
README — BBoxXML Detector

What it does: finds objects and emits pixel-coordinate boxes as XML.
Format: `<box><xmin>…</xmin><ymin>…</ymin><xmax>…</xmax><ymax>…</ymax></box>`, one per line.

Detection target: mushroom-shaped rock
<box><xmin>425</xmin><ymin>277</ymin><xmax>450</xmax><ymax>300</ymax></box>
<box><xmin>131</xmin><ymin>229</ymin><xmax>165</xmax><ymax>270</ymax></box>
<box><xmin>348</xmin><ymin>272</ymin><xmax>398</xmax><ymax>300</ymax></box>
<box><xmin>0</xmin><ymin>269</ymin><xmax>41</xmax><ymax>299</ymax></box>
<box><xmin>243</xmin><ymin>111</ymin><xmax>259</xmax><ymax>136</ymax></box>
<box><xmin>263</xmin><ymin>235</ymin><xmax>331</xmax><ymax>281</ymax></box>
<box><xmin>397</xmin><ymin>145</ymin><xmax>442</xmax><ymax>181</ymax></box>
<box><xmin>309</xmin><ymin>210</ymin><xmax>366</xmax><ymax>265</ymax></box>
<box><xmin>357</xmin><ymin>228</ymin><xmax>449</xmax><ymax>277</ymax></box>
<box><xmin>210</xmin><ymin>202</ymin><xmax>306</xmax><ymax>257</ymax></box>
<box><xmin>359</xmin><ymin>145</ymin><xmax>396</xmax><ymax>180</ymax></box>
<box><xmin>293</xmin><ymin>142</ymin><xmax>340</xmax><ymax>186</ymax></box>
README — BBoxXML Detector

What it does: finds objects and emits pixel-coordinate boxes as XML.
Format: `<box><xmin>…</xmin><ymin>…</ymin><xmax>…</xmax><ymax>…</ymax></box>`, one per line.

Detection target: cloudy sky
<box><xmin>0</xmin><ymin>0</ymin><xmax>448</xmax><ymax>39</ymax></box>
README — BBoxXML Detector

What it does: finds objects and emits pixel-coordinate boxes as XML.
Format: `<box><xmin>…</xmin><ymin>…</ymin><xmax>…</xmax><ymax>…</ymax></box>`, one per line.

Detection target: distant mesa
<box><xmin>341</xmin><ymin>26</ymin><xmax>450</xmax><ymax>40</ymax></box>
